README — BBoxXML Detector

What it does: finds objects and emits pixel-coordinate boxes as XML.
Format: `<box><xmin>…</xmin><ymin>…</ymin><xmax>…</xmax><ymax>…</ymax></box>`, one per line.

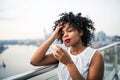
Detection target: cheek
<box><xmin>71</xmin><ymin>32</ymin><xmax>79</xmax><ymax>38</ymax></box>
<box><xmin>71</xmin><ymin>33</ymin><xmax>80</xmax><ymax>41</ymax></box>
<box><xmin>72</xmin><ymin>36</ymin><xmax>80</xmax><ymax>42</ymax></box>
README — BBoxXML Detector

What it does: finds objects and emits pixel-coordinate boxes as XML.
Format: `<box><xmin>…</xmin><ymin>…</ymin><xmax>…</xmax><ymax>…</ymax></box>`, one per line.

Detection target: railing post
<box><xmin>100</xmin><ymin>50</ymin><xmax>105</xmax><ymax>80</ymax></box>
<box><xmin>113</xmin><ymin>45</ymin><xmax>119</xmax><ymax>80</ymax></box>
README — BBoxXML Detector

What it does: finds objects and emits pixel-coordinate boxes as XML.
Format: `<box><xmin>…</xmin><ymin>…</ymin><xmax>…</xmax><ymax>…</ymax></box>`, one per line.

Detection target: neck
<box><xmin>70</xmin><ymin>44</ymin><xmax>86</xmax><ymax>55</ymax></box>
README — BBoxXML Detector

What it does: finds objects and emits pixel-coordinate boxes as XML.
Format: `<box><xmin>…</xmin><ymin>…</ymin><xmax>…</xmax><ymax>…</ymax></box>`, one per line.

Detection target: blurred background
<box><xmin>0</xmin><ymin>0</ymin><xmax>120</xmax><ymax>79</ymax></box>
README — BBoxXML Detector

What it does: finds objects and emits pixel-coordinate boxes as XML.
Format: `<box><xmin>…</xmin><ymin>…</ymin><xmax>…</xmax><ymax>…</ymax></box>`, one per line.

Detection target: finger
<box><xmin>58</xmin><ymin>22</ymin><xmax>63</xmax><ymax>26</ymax></box>
<box><xmin>51</xmin><ymin>45</ymin><xmax>61</xmax><ymax>52</ymax></box>
<box><xmin>53</xmin><ymin>52</ymin><xmax>61</xmax><ymax>61</ymax></box>
<box><xmin>57</xmin><ymin>22</ymin><xmax>64</xmax><ymax>29</ymax></box>
<box><xmin>56</xmin><ymin>45</ymin><xmax>64</xmax><ymax>52</ymax></box>
<box><xmin>52</xmin><ymin>46</ymin><xmax>60</xmax><ymax>55</ymax></box>
<box><xmin>52</xmin><ymin>45</ymin><xmax>64</xmax><ymax>55</ymax></box>
<box><xmin>55</xmin><ymin>47</ymin><xmax>62</xmax><ymax>56</ymax></box>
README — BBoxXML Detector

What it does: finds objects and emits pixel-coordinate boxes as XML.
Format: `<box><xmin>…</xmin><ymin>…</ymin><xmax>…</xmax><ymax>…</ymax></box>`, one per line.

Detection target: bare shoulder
<box><xmin>93</xmin><ymin>51</ymin><xmax>104</xmax><ymax>62</ymax></box>
<box><xmin>91</xmin><ymin>51</ymin><xmax>104</xmax><ymax>67</ymax></box>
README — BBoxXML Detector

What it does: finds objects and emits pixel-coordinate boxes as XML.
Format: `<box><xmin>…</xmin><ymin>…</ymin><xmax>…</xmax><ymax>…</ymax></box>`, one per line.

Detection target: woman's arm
<box><xmin>30</xmin><ymin>23</ymin><xmax>63</xmax><ymax>66</ymax></box>
<box><xmin>87</xmin><ymin>51</ymin><xmax>104</xmax><ymax>80</ymax></box>
<box><xmin>30</xmin><ymin>37</ymin><xmax>58</xmax><ymax>66</ymax></box>
<box><xmin>66</xmin><ymin>62</ymin><xmax>85</xmax><ymax>80</ymax></box>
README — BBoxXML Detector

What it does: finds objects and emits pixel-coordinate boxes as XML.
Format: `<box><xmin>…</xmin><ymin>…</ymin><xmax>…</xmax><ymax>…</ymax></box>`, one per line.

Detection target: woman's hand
<box><xmin>51</xmin><ymin>22</ymin><xmax>63</xmax><ymax>40</ymax></box>
<box><xmin>52</xmin><ymin>45</ymin><xmax>73</xmax><ymax>65</ymax></box>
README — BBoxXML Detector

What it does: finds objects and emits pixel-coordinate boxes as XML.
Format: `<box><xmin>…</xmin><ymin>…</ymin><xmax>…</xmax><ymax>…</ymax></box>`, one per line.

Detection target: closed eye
<box><xmin>67</xmin><ymin>27</ymin><xmax>74</xmax><ymax>32</ymax></box>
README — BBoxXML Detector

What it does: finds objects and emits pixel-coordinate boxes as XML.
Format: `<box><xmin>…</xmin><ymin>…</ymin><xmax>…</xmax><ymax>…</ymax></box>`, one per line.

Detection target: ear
<box><xmin>79</xmin><ymin>30</ymin><xmax>83</xmax><ymax>36</ymax></box>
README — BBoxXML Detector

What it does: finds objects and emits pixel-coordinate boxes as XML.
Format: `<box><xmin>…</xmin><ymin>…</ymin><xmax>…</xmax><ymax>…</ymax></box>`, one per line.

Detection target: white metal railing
<box><xmin>2</xmin><ymin>41</ymin><xmax>120</xmax><ymax>80</ymax></box>
<box><xmin>98</xmin><ymin>41</ymin><xmax>120</xmax><ymax>80</ymax></box>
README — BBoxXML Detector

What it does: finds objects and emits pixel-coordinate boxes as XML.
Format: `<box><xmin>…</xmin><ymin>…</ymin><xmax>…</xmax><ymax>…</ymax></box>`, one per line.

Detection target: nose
<box><xmin>63</xmin><ymin>32</ymin><xmax>68</xmax><ymax>38</ymax></box>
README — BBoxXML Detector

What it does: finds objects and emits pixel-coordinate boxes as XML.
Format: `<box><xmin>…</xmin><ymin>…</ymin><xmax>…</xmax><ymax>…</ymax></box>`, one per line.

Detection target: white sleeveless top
<box><xmin>57</xmin><ymin>47</ymin><xmax>96</xmax><ymax>80</ymax></box>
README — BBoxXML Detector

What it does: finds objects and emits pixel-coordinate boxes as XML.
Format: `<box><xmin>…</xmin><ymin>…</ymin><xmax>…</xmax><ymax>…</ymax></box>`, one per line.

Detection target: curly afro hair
<box><xmin>53</xmin><ymin>12</ymin><xmax>95</xmax><ymax>46</ymax></box>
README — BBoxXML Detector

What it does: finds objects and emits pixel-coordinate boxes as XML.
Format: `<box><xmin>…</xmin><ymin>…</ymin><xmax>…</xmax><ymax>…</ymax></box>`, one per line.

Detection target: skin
<box><xmin>30</xmin><ymin>22</ymin><xmax>104</xmax><ymax>80</ymax></box>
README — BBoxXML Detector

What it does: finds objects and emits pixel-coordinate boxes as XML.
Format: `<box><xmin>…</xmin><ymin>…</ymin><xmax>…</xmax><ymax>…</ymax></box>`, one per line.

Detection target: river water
<box><xmin>0</xmin><ymin>45</ymin><xmax>39</xmax><ymax>79</ymax></box>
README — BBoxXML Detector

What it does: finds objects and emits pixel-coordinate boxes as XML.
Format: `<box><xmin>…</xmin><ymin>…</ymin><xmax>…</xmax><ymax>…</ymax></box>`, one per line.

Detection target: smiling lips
<box><xmin>65</xmin><ymin>39</ymin><xmax>71</xmax><ymax>44</ymax></box>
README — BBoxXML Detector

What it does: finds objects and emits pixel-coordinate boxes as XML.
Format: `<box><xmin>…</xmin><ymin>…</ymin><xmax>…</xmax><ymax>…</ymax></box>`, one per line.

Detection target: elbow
<box><xmin>30</xmin><ymin>60</ymin><xmax>34</xmax><ymax>66</ymax></box>
<box><xmin>30</xmin><ymin>59</ymin><xmax>39</xmax><ymax>66</ymax></box>
<box><xmin>30</xmin><ymin>60</ymin><xmax>35</xmax><ymax>66</ymax></box>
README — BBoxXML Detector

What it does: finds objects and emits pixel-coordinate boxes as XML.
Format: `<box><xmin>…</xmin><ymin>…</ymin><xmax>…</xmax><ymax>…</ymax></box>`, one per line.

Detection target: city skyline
<box><xmin>0</xmin><ymin>0</ymin><xmax>120</xmax><ymax>40</ymax></box>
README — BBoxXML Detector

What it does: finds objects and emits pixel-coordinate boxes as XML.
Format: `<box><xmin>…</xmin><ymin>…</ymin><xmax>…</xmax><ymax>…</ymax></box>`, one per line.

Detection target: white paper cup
<box><xmin>50</xmin><ymin>44</ymin><xmax>67</xmax><ymax>52</ymax></box>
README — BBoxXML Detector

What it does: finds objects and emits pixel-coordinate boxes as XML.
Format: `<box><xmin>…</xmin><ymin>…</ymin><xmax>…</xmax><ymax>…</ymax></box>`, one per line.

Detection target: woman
<box><xmin>30</xmin><ymin>12</ymin><xmax>104</xmax><ymax>80</ymax></box>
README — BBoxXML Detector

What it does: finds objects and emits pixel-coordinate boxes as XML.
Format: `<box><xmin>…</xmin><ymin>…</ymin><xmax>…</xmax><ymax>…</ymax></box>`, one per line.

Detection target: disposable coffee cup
<box><xmin>50</xmin><ymin>44</ymin><xmax>67</xmax><ymax>52</ymax></box>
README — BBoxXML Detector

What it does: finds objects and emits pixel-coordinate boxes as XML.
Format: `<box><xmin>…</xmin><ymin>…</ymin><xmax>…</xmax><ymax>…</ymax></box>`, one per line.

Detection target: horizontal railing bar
<box><xmin>3</xmin><ymin>64</ymin><xmax>58</xmax><ymax>80</ymax></box>
<box><xmin>98</xmin><ymin>41</ymin><xmax>120</xmax><ymax>51</ymax></box>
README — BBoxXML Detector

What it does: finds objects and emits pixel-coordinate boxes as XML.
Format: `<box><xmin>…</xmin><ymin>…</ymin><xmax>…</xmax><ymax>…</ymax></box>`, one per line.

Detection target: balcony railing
<box><xmin>3</xmin><ymin>41</ymin><xmax>120</xmax><ymax>80</ymax></box>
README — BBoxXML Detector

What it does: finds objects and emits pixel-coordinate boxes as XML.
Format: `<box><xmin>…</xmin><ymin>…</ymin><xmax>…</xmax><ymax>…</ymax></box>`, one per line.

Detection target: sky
<box><xmin>0</xmin><ymin>0</ymin><xmax>120</xmax><ymax>40</ymax></box>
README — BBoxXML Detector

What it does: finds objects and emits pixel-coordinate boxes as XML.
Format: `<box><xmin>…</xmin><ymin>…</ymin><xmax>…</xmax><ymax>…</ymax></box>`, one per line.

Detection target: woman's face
<box><xmin>61</xmin><ymin>23</ymin><xmax>83</xmax><ymax>47</ymax></box>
